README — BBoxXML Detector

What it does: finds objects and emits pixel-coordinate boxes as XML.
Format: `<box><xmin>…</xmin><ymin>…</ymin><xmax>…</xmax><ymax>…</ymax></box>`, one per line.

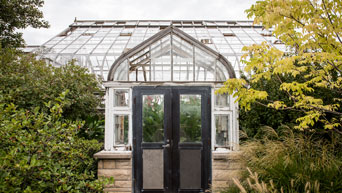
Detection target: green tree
<box><xmin>0</xmin><ymin>0</ymin><xmax>49</xmax><ymax>48</ymax></box>
<box><xmin>219</xmin><ymin>0</ymin><xmax>342</xmax><ymax>132</ymax></box>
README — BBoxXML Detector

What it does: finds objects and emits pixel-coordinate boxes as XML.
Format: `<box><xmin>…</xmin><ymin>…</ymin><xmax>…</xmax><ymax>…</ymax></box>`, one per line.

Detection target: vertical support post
<box><xmin>192</xmin><ymin>45</ymin><xmax>195</xmax><ymax>82</ymax></box>
<box><xmin>170</xmin><ymin>32</ymin><xmax>174</xmax><ymax>81</ymax></box>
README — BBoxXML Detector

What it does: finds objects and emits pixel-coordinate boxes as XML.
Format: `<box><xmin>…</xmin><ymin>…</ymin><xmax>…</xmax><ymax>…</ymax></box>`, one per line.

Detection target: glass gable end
<box><xmin>110</xmin><ymin>26</ymin><xmax>233</xmax><ymax>82</ymax></box>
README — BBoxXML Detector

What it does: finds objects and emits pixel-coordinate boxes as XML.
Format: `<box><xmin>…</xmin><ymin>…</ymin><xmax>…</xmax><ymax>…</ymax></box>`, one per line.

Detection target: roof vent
<box><xmin>119</xmin><ymin>32</ymin><xmax>132</xmax><ymax>36</ymax></box>
<box><xmin>261</xmin><ymin>32</ymin><xmax>273</xmax><ymax>37</ymax></box>
<box><xmin>200</xmin><ymin>39</ymin><xmax>212</xmax><ymax>44</ymax></box>
<box><xmin>82</xmin><ymin>32</ymin><xmax>95</xmax><ymax>36</ymax></box>
<box><xmin>227</xmin><ymin>21</ymin><xmax>237</xmax><ymax>25</ymax></box>
<box><xmin>223</xmin><ymin>33</ymin><xmax>236</xmax><ymax>37</ymax></box>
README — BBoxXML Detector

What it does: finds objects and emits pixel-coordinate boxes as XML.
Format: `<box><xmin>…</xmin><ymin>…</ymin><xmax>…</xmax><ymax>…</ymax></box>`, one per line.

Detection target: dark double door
<box><xmin>133</xmin><ymin>86</ymin><xmax>211</xmax><ymax>193</ymax></box>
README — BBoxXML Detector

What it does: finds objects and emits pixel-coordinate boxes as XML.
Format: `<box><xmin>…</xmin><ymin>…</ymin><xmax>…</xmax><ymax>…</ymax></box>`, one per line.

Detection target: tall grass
<box><xmin>224</xmin><ymin>126</ymin><xmax>342</xmax><ymax>193</ymax></box>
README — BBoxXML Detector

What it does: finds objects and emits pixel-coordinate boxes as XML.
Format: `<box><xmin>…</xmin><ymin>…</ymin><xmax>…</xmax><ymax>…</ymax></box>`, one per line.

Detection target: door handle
<box><xmin>162</xmin><ymin>143</ymin><xmax>170</xmax><ymax>148</ymax></box>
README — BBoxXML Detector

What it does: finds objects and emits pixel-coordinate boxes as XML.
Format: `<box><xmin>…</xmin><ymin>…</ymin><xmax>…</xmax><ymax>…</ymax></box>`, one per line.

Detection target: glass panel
<box><xmin>150</xmin><ymin>36</ymin><xmax>171</xmax><ymax>81</ymax></box>
<box><xmin>114</xmin><ymin>115</ymin><xmax>129</xmax><ymax>145</ymax></box>
<box><xmin>215</xmin><ymin>92</ymin><xmax>230</xmax><ymax>107</ymax></box>
<box><xmin>180</xmin><ymin>149</ymin><xmax>201</xmax><ymax>189</ymax></box>
<box><xmin>143</xmin><ymin>95</ymin><xmax>164</xmax><ymax>142</ymax></box>
<box><xmin>216</xmin><ymin>61</ymin><xmax>229</xmax><ymax>81</ymax></box>
<box><xmin>114</xmin><ymin>60</ymin><xmax>128</xmax><ymax>81</ymax></box>
<box><xmin>143</xmin><ymin>149</ymin><xmax>164</xmax><ymax>189</ymax></box>
<box><xmin>180</xmin><ymin>95</ymin><xmax>201</xmax><ymax>142</ymax></box>
<box><xmin>195</xmin><ymin>47</ymin><xmax>215</xmax><ymax>81</ymax></box>
<box><xmin>215</xmin><ymin>115</ymin><xmax>229</xmax><ymax>147</ymax></box>
<box><xmin>114</xmin><ymin>89</ymin><xmax>129</xmax><ymax>107</ymax></box>
<box><xmin>173</xmin><ymin>35</ymin><xmax>194</xmax><ymax>81</ymax></box>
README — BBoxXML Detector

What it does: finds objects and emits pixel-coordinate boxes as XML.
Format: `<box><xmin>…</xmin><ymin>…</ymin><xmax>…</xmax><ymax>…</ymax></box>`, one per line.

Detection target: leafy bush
<box><xmin>224</xmin><ymin>127</ymin><xmax>342</xmax><ymax>193</ymax></box>
<box><xmin>0</xmin><ymin>48</ymin><xmax>103</xmax><ymax>121</ymax></box>
<box><xmin>0</xmin><ymin>91</ymin><xmax>111</xmax><ymax>192</ymax></box>
<box><xmin>0</xmin><ymin>48</ymin><xmax>104</xmax><ymax>140</ymax></box>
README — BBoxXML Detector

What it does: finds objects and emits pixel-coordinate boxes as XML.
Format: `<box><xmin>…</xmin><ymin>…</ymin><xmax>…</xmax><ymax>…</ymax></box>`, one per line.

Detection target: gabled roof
<box><xmin>107</xmin><ymin>25</ymin><xmax>236</xmax><ymax>81</ymax></box>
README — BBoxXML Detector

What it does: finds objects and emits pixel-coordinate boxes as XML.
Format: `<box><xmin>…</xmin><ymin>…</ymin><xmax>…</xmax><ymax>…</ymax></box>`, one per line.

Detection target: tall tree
<box><xmin>219</xmin><ymin>0</ymin><xmax>342</xmax><ymax>132</ymax></box>
<box><xmin>0</xmin><ymin>0</ymin><xmax>49</xmax><ymax>48</ymax></box>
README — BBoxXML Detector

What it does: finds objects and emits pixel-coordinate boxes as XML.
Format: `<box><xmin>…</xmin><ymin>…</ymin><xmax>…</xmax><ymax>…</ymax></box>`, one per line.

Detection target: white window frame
<box><xmin>105</xmin><ymin>87</ymin><xmax>132</xmax><ymax>151</ymax></box>
<box><xmin>211</xmin><ymin>88</ymin><xmax>238</xmax><ymax>151</ymax></box>
<box><xmin>212</xmin><ymin>112</ymin><xmax>233</xmax><ymax>150</ymax></box>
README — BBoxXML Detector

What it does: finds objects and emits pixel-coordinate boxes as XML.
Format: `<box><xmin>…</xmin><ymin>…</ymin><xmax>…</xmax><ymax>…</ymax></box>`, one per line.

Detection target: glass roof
<box><xmin>33</xmin><ymin>20</ymin><xmax>285</xmax><ymax>81</ymax></box>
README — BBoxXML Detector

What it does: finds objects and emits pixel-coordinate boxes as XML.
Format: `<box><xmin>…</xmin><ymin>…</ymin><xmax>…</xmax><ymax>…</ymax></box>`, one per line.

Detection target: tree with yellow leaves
<box><xmin>219</xmin><ymin>0</ymin><xmax>342</xmax><ymax>131</ymax></box>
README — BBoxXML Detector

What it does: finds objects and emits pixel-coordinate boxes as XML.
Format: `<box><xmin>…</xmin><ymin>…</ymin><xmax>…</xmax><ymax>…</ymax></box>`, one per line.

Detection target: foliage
<box><xmin>179</xmin><ymin>96</ymin><xmax>201</xmax><ymax>142</ymax></box>
<box><xmin>0</xmin><ymin>91</ymin><xmax>112</xmax><ymax>193</ymax></box>
<box><xmin>218</xmin><ymin>0</ymin><xmax>342</xmax><ymax>131</ymax></box>
<box><xmin>79</xmin><ymin>114</ymin><xmax>105</xmax><ymax>141</ymax></box>
<box><xmin>230</xmin><ymin>168</ymin><xmax>322</xmax><ymax>193</ymax></box>
<box><xmin>238</xmin><ymin>73</ymin><xmax>303</xmax><ymax>138</ymax></box>
<box><xmin>0</xmin><ymin>0</ymin><xmax>49</xmax><ymax>48</ymax></box>
<box><xmin>0</xmin><ymin>48</ymin><xmax>104</xmax><ymax>139</ymax></box>
<box><xmin>143</xmin><ymin>96</ymin><xmax>164</xmax><ymax>142</ymax></box>
<box><xmin>224</xmin><ymin>127</ymin><xmax>342</xmax><ymax>193</ymax></box>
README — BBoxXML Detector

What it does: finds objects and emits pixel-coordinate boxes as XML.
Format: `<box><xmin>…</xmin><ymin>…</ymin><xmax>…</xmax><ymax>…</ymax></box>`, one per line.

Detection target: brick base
<box><xmin>95</xmin><ymin>151</ymin><xmax>132</xmax><ymax>193</ymax></box>
<box><xmin>212</xmin><ymin>151</ymin><xmax>243</xmax><ymax>192</ymax></box>
<box><xmin>95</xmin><ymin>151</ymin><xmax>242</xmax><ymax>193</ymax></box>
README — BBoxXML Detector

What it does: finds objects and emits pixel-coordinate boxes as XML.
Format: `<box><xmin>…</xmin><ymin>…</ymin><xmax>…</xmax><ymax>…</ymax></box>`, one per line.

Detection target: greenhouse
<box><xmin>32</xmin><ymin>20</ymin><xmax>283</xmax><ymax>193</ymax></box>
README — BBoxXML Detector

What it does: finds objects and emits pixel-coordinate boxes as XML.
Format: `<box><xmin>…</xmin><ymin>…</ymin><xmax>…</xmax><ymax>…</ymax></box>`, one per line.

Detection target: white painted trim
<box><xmin>211</xmin><ymin>88</ymin><xmax>215</xmax><ymax>151</ymax></box>
<box><xmin>104</xmin><ymin>88</ymin><xmax>114</xmax><ymax>151</ymax></box>
<box><xmin>211</xmin><ymin>87</ymin><xmax>238</xmax><ymax>151</ymax></box>
<box><xmin>103</xmin><ymin>81</ymin><xmax>223</xmax><ymax>87</ymax></box>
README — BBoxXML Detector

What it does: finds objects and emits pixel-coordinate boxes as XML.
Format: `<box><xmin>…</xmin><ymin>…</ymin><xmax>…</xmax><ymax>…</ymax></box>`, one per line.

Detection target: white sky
<box><xmin>21</xmin><ymin>0</ymin><xmax>257</xmax><ymax>45</ymax></box>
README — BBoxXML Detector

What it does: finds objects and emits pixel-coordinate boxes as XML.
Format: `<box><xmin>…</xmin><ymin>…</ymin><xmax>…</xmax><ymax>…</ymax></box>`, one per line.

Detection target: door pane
<box><xmin>143</xmin><ymin>95</ymin><xmax>164</xmax><ymax>142</ymax></box>
<box><xmin>180</xmin><ymin>149</ymin><xmax>201</xmax><ymax>189</ymax></box>
<box><xmin>180</xmin><ymin>95</ymin><xmax>201</xmax><ymax>142</ymax></box>
<box><xmin>143</xmin><ymin>149</ymin><xmax>164</xmax><ymax>189</ymax></box>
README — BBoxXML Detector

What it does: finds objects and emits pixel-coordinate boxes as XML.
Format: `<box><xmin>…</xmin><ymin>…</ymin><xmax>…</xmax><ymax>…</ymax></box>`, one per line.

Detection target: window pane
<box><xmin>180</xmin><ymin>95</ymin><xmax>201</xmax><ymax>142</ymax></box>
<box><xmin>215</xmin><ymin>115</ymin><xmax>229</xmax><ymax>146</ymax></box>
<box><xmin>194</xmin><ymin>47</ymin><xmax>215</xmax><ymax>81</ymax></box>
<box><xmin>215</xmin><ymin>92</ymin><xmax>230</xmax><ymax>107</ymax></box>
<box><xmin>173</xmin><ymin>35</ymin><xmax>194</xmax><ymax>81</ymax></box>
<box><xmin>143</xmin><ymin>95</ymin><xmax>164</xmax><ymax>142</ymax></box>
<box><xmin>114</xmin><ymin>89</ymin><xmax>129</xmax><ymax>107</ymax></box>
<box><xmin>114</xmin><ymin>115</ymin><xmax>129</xmax><ymax>145</ymax></box>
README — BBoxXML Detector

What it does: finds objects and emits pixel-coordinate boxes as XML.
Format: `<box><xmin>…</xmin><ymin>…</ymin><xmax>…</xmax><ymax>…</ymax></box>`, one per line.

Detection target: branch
<box><xmin>322</xmin><ymin>0</ymin><xmax>342</xmax><ymax>44</ymax></box>
<box><xmin>308</xmin><ymin>104</ymin><xmax>342</xmax><ymax>116</ymax></box>
<box><xmin>254</xmin><ymin>100</ymin><xmax>305</xmax><ymax>112</ymax></box>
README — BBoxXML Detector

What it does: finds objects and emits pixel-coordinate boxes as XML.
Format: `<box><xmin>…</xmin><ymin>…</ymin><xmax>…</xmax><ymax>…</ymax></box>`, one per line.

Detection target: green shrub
<box><xmin>0</xmin><ymin>91</ymin><xmax>111</xmax><ymax>193</ymax></box>
<box><xmin>0</xmin><ymin>48</ymin><xmax>103</xmax><ymax>121</ymax></box>
<box><xmin>0</xmin><ymin>48</ymin><xmax>104</xmax><ymax>140</ymax></box>
<box><xmin>224</xmin><ymin>127</ymin><xmax>342</xmax><ymax>193</ymax></box>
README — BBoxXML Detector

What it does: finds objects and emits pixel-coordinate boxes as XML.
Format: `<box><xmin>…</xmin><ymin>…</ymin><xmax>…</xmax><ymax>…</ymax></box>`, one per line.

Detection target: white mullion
<box><xmin>105</xmin><ymin>88</ymin><xmax>114</xmax><ymax>151</ymax></box>
<box><xmin>128</xmin><ymin>88</ymin><xmax>133</xmax><ymax>147</ymax></box>
<box><xmin>211</xmin><ymin>88</ymin><xmax>216</xmax><ymax>151</ymax></box>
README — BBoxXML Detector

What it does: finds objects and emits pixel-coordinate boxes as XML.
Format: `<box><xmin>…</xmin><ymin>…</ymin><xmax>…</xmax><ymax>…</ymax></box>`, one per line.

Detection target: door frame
<box><xmin>133</xmin><ymin>86</ymin><xmax>212</xmax><ymax>193</ymax></box>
